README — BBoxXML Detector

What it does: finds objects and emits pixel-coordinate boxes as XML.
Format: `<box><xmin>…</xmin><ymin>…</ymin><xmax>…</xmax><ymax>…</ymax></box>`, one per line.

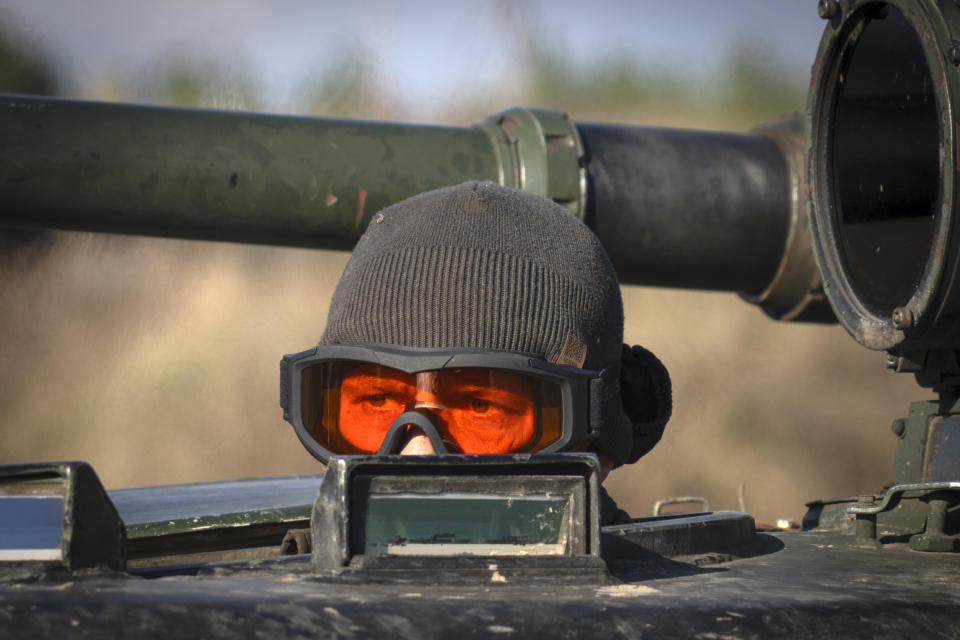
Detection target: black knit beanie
<box><xmin>321</xmin><ymin>181</ymin><xmax>670</xmax><ymax>466</ymax></box>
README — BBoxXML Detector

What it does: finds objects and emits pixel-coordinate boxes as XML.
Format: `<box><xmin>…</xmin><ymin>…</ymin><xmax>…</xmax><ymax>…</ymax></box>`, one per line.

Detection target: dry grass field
<box><xmin>0</xmin><ymin>228</ymin><xmax>921</xmax><ymax>525</ymax></box>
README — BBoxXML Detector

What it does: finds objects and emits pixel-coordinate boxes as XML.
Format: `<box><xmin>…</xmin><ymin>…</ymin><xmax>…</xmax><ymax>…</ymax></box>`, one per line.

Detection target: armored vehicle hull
<box><xmin>3</xmin><ymin>474</ymin><xmax>959</xmax><ymax>639</ymax></box>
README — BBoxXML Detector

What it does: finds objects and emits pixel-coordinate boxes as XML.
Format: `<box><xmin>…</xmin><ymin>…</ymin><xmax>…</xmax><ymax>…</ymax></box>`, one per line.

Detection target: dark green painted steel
<box><xmin>109</xmin><ymin>475</ymin><xmax>322</xmax><ymax>541</ymax></box>
<box><xmin>0</xmin><ymin>95</ymin><xmax>499</xmax><ymax>249</ymax></box>
<box><xmin>890</xmin><ymin>395</ymin><xmax>960</xmax><ymax>484</ymax></box>
<box><xmin>893</xmin><ymin>400</ymin><xmax>938</xmax><ymax>486</ymax></box>
<box><xmin>3</xmin><ymin>530</ymin><xmax>960</xmax><ymax>637</ymax></box>
<box><xmin>0</xmin><ymin>95</ymin><xmax>831</xmax><ymax>316</ymax></box>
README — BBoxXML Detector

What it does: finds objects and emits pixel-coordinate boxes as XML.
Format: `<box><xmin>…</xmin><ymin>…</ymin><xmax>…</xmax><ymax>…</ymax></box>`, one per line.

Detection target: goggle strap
<box><xmin>587</xmin><ymin>368</ymin><xmax>616</xmax><ymax>436</ymax></box>
<box><xmin>279</xmin><ymin>357</ymin><xmax>291</xmax><ymax>420</ymax></box>
<box><xmin>377</xmin><ymin>411</ymin><xmax>450</xmax><ymax>455</ymax></box>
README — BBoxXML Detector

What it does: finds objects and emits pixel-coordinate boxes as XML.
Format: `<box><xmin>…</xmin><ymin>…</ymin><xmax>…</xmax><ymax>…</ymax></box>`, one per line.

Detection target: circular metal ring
<box><xmin>809</xmin><ymin>0</ymin><xmax>960</xmax><ymax>352</ymax></box>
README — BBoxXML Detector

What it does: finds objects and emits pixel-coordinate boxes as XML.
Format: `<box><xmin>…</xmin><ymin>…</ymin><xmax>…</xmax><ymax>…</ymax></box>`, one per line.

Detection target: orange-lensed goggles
<box><xmin>280</xmin><ymin>344</ymin><xmax>604</xmax><ymax>463</ymax></box>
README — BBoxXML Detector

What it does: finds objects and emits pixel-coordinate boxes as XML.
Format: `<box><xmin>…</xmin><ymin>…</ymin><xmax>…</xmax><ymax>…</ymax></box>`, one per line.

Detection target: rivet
<box><xmin>951</xmin><ymin>42</ymin><xmax>960</xmax><ymax>66</ymax></box>
<box><xmin>891</xmin><ymin>418</ymin><xmax>906</xmax><ymax>438</ymax></box>
<box><xmin>892</xmin><ymin>306</ymin><xmax>914</xmax><ymax>330</ymax></box>
<box><xmin>818</xmin><ymin>0</ymin><xmax>839</xmax><ymax>19</ymax></box>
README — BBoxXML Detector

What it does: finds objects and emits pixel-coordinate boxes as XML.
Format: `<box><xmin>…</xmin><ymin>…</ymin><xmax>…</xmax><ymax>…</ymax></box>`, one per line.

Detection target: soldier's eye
<box><xmin>367</xmin><ymin>394</ymin><xmax>387</xmax><ymax>407</ymax></box>
<box><xmin>470</xmin><ymin>398</ymin><xmax>490</xmax><ymax>413</ymax></box>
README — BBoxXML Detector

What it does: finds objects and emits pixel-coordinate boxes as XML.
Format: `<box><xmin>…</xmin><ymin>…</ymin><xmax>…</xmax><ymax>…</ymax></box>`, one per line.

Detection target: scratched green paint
<box><xmin>0</xmin><ymin>96</ymin><xmax>499</xmax><ymax>249</ymax></box>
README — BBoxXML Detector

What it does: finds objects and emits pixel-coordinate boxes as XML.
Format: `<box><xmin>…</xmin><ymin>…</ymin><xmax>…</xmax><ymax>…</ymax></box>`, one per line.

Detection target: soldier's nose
<box><xmin>398</xmin><ymin>427</ymin><xmax>436</xmax><ymax>455</ymax></box>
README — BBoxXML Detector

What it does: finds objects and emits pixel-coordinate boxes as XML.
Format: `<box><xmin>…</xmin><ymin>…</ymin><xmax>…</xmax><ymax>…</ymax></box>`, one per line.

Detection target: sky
<box><xmin>0</xmin><ymin>0</ymin><xmax>827</xmax><ymax>114</ymax></box>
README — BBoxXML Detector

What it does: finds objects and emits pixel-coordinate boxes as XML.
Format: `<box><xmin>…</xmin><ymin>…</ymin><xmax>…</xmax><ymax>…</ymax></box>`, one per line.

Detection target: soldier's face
<box><xmin>337</xmin><ymin>367</ymin><xmax>540</xmax><ymax>454</ymax></box>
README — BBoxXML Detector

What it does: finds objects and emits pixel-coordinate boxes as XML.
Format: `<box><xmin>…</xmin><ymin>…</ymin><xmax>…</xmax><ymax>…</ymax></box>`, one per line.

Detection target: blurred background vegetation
<box><xmin>0</xmin><ymin>6</ymin><xmax>919</xmax><ymax>525</ymax></box>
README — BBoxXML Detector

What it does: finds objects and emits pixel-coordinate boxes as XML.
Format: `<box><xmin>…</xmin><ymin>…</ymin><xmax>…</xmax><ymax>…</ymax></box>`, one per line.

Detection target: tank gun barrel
<box><xmin>0</xmin><ymin>94</ymin><xmax>820</xmax><ymax>318</ymax></box>
<box><xmin>580</xmin><ymin>123</ymin><xmax>791</xmax><ymax>292</ymax></box>
<box><xmin>0</xmin><ymin>94</ymin><xmax>500</xmax><ymax>250</ymax></box>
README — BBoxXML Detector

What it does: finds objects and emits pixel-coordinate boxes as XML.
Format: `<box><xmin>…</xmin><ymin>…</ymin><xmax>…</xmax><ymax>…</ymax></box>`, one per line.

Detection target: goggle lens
<box><xmin>301</xmin><ymin>363</ymin><xmax>563</xmax><ymax>455</ymax></box>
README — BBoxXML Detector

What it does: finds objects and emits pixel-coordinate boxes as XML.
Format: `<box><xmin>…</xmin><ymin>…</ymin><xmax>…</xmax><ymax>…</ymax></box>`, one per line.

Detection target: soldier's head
<box><xmin>282</xmin><ymin>182</ymin><xmax>670</xmax><ymax>478</ymax></box>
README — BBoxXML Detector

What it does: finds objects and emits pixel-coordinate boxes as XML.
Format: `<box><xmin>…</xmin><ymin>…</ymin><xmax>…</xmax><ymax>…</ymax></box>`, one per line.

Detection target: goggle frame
<box><xmin>280</xmin><ymin>343</ymin><xmax>604</xmax><ymax>463</ymax></box>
